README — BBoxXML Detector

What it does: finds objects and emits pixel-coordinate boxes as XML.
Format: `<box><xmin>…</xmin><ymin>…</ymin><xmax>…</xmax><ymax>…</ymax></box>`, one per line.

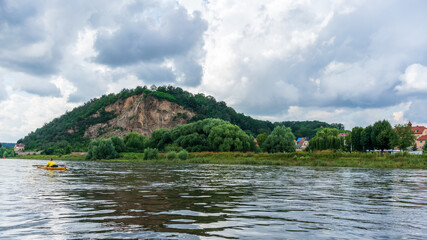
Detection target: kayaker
<box><xmin>47</xmin><ymin>158</ymin><xmax>58</xmax><ymax>168</ymax></box>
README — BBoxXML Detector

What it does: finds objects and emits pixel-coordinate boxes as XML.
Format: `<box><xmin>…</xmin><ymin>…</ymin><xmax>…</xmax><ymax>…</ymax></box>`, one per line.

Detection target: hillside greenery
<box><xmin>19</xmin><ymin>85</ymin><xmax>342</xmax><ymax>153</ymax></box>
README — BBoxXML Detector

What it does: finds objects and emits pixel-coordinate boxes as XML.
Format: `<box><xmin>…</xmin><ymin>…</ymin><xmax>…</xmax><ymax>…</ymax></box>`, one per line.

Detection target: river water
<box><xmin>1</xmin><ymin>159</ymin><xmax>426</xmax><ymax>239</ymax></box>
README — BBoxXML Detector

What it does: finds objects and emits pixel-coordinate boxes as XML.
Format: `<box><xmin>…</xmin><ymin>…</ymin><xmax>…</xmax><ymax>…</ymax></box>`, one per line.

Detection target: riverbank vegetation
<box><xmin>15</xmin><ymin>151</ymin><xmax>427</xmax><ymax>169</ymax></box>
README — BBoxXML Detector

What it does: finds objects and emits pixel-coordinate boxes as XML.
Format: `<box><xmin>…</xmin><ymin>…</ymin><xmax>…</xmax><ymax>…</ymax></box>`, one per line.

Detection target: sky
<box><xmin>1</xmin><ymin>0</ymin><xmax>427</xmax><ymax>142</ymax></box>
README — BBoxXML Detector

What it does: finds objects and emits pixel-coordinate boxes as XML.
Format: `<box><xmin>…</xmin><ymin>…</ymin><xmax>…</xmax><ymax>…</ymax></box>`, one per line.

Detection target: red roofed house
<box><xmin>338</xmin><ymin>133</ymin><xmax>348</xmax><ymax>137</ymax></box>
<box><xmin>14</xmin><ymin>143</ymin><xmax>25</xmax><ymax>152</ymax></box>
<box><xmin>408</xmin><ymin>121</ymin><xmax>427</xmax><ymax>151</ymax></box>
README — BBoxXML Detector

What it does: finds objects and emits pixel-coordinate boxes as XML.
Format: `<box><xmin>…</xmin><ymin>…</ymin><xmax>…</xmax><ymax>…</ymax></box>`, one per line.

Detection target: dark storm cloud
<box><xmin>94</xmin><ymin>9</ymin><xmax>206</xmax><ymax>66</ymax></box>
<box><xmin>93</xmin><ymin>4</ymin><xmax>207</xmax><ymax>86</ymax></box>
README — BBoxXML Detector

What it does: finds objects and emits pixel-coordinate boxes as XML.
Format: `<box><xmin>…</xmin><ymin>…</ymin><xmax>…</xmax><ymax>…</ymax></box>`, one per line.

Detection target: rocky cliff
<box><xmin>84</xmin><ymin>94</ymin><xmax>195</xmax><ymax>139</ymax></box>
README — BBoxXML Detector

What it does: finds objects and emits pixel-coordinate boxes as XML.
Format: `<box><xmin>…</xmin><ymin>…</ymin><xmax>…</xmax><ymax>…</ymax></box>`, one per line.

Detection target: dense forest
<box><xmin>20</xmin><ymin>85</ymin><xmax>344</xmax><ymax>153</ymax></box>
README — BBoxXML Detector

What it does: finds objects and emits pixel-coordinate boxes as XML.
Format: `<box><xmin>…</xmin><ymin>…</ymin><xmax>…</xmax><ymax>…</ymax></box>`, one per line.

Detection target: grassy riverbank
<box><xmin>13</xmin><ymin>151</ymin><xmax>427</xmax><ymax>169</ymax></box>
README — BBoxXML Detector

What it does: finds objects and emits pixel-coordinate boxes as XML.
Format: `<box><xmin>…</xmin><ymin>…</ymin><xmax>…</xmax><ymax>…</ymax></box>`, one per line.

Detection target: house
<box><xmin>415</xmin><ymin>135</ymin><xmax>427</xmax><ymax>151</ymax></box>
<box><xmin>408</xmin><ymin>121</ymin><xmax>427</xmax><ymax>138</ymax></box>
<box><xmin>338</xmin><ymin>133</ymin><xmax>348</xmax><ymax>137</ymax></box>
<box><xmin>406</xmin><ymin>121</ymin><xmax>427</xmax><ymax>151</ymax></box>
<box><xmin>295</xmin><ymin>137</ymin><xmax>309</xmax><ymax>152</ymax></box>
<box><xmin>14</xmin><ymin>143</ymin><xmax>25</xmax><ymax>152</ymax></box>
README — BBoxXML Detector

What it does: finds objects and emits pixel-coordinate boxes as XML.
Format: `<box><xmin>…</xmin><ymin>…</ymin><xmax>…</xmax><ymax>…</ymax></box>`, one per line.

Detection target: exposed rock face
<box><xmin>84</xmin><ymin>94</ymin><xmax>195</xmax><ymax>139</ymax></box>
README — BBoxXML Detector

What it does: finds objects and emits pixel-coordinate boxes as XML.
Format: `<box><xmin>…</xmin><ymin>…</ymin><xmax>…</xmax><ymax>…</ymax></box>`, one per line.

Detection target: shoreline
<box><xmin>10</xmin><ymin>152</ymin><xmax>427</xmax><ymax>169</ymax></box>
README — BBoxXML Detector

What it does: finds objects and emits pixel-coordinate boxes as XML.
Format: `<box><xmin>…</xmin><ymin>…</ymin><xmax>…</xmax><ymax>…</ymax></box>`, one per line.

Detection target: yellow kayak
<box><xmin>36</xmin><ymin>165</ymin><xmax>66</xmax><ymax>170</ymax></box>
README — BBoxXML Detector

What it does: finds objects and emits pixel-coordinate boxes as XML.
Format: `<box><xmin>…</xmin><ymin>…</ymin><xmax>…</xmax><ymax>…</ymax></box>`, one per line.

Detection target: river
<box><xmin>1</xmin><ymin>159</ymin><xmax>426</xmax><ymax>239</ymax></box>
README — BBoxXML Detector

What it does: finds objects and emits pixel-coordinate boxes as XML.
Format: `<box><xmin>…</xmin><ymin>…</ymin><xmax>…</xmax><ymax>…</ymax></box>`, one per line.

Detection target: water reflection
<box><xmin>0</xmin><ymin>160</ymin><xmax>426</xmax><ymax>239</ymax></box>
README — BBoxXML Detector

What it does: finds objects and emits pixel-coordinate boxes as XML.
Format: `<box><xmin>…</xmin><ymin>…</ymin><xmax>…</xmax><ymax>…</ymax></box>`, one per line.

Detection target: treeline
<box><xmin>0</xmin><ymin>147</ymin><xmax>16</xmax><ymax>158</ymax></box>
<box><xmin>308</xmin><ymin>120</ymin><xmax>424</xmax><ymax>153</ymax></box>
<box><xmin>20</xmin><ymin>85</ymin><xmax>344</xmax><ymax>154</ymax></box>
<box><xmin>86</xmin><ymin>118</ymin><xmax>298</xmax><ymax>160</ymax></box>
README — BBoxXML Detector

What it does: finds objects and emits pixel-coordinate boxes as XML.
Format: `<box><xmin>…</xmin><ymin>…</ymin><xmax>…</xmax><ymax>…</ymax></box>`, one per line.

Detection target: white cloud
<box><xmin>396</xmin><ymin>64</ymin><xmax>427</xmax><ymax>94</ymax></box>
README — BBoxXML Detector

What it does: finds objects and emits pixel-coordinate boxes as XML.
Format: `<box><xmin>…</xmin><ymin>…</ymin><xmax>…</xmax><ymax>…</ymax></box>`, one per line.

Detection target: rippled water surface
<box><xmin>1</xmin><ymin>159</ymin><xmax>427</xmax><ymax>239</ymax></box>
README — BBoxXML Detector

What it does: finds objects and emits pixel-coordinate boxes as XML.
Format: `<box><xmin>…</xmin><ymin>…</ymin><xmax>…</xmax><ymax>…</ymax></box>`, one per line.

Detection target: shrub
<box><xmin>86</xmin><ymin>139</ymin><xmax>118</xmax><ymax>160</ymax></box>
<box><xmin>167</xmin><ymin>151</ymin><xmax>177</xmax><ymax>160</ymax></box>
<box><xmin>143</xmin><ymin>148</ymin><xmax>159</xmax><ymax>160</ymax></box>
<box><xmin>178</xmin><ymin>150</ymin><xmax>188</xmax><ymax>160</ymax></box>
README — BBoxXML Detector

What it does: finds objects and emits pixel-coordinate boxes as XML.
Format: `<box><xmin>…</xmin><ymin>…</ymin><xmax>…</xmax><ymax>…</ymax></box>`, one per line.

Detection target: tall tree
<box><xmin>208</xmin><ymin>124</ymin><xmax>253</xmax><ymax>152</ymax></box>
<box><xmin>371</xmin><ymin>120</ymin><xmax>396</xmax><ymax>152</ymax></box>
<box><xmin>309</xmin><ymin>128</ymin><xmax>344</xmax><ymax>151</ymax></box>
<box><xmin>124</xmin><ymin>132</ymin><xmax>147</xmax><ymax>152</ymax></box>
<box><xmin>262</xmin><ymin>126</ymin><xmax>296</xmax><ymax>153</ymax></box>
<box><xmin>256</xmin><ymin>133</ymin><xmax>268</xmax><ymax>149</ymax></box>
<box><xmin>393</xmin><ymin>124</ymin><xmax>416</xmax><ymax>151</ymax></box>
<box><xmin>351</xmin><ymin>127</ymin><xmax>364</xmax><ymax>152</ymax></box>
<box><xmin>361</xmin><ymin>125</ymin><xmax>374</xmax><ymax>151</ymax></box>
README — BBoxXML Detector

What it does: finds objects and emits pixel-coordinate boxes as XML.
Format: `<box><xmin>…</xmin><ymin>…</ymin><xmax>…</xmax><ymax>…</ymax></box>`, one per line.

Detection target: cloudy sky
<box><xmin>1</xmin><ymin>0</ymin><xmax>427</xmax><ymax>142</ymax></box>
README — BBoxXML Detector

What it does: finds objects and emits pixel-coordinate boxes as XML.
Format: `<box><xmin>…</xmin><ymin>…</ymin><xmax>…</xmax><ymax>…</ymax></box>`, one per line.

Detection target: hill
<box><xmin>20</xmin><ymin>85</ymin><xmax>343</xmax><ymax>152</ymax></box>
<box><xmin>0</xmin><ymin>143</ymin><xmax>15</xmax><ymax>148</ymax></box>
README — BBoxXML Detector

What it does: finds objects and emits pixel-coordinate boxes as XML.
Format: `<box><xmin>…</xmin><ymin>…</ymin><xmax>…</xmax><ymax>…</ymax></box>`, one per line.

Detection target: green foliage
<box><xmin>167</xmin><ymin>151</ymin><xmax>177</xmax><ymax>160</ymax></box>
<box><xmin>208</xmin><ymin>124</ymin><xmax>253</xmax><ymax>152</ymax></box>
<box><xmin>309</xmin><ymin>128</ymin><xmax>344</xmax><ymax>151</ymax></box>
<box><xmin>171</xmin><ymin>118</ymin><xmax>228</xmax><ymax>152</ymax></box>
<box><xmin>423</xmin><ymin>142</ymin><xmax>427</xmax><ymax>152</ymax></box>
<box><xmin>111</xmin><ymin>136</ymin><xmax>126</xmax><ymax>153</ymax></box>
<box><xmin>262</xmin><ymin>126</ymin><xmax>296</xmax><ymax>153</ymax></box>
<box><xmin>178</xmin><ymin>150</ymin><xmax>189</xmax><ymax>160</ymax></box>
<box><xmin>351</xmin><ymin>127</ymin><xmax>364</xmax><ymax>152</ymax></box>
<box><xmin>86</xmin><ymin>139</ymin><xmax>118</xmax><ymax>160</ymax></box>
<box><xmin>372</xmin><ymin>120</ymin><xmax>396</xmax><ymax>151</ymax></box>
<box><xmin>0</xmin><ymin>147</ymin><xmax>14</xmax><ymax>157</ymax></box>
<box><xmin>124</xmin><ymin>132</ymin><xmax>147</xmax><ymax>152</ymax></box>
<box><xmin>361</xmin><ymin>126</ymin><xmax>374</xmax><ymax>151</ymax></box>
<box><xmin>147</xmin><ymin>129</ymin><xmax>172</xmax><ymax>151</ymax></box>
<box><xmin>393</xmin><ymin>124</ymin><xmax>416</xmax><ymax>151</ymax></box>
<box><xmin>143</xmin><ymin>148</ymin><xmax>159</xmax><ymax>160</ymax></box>
<box><xmin>256</xmin><ymin>133</ymin><xmax>268</xmax><ymax>149</ymax></box>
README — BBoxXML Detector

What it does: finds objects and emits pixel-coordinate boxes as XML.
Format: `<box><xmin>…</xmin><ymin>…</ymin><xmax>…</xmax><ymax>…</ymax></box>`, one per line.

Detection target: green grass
<box><xmin>10</xmin><ymin>152</ymin><xmax>427</xmax><ymax>169</ymax></box>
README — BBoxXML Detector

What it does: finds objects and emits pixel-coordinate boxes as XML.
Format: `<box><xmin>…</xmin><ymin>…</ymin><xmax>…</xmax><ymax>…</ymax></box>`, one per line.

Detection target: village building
<box><xmin>295</xmin><ymin>137</ymin><xmax>309</xmax><ymax>152</ymax></box>
<box><xmin>14</xmin><ymin>143</ymin><xmax>25</xmax><ymax>152</ymax></box>
<box><xmin>408</xmin><ymin>121</ymin><xmax>427</xmax><ymax>151</ymax></box>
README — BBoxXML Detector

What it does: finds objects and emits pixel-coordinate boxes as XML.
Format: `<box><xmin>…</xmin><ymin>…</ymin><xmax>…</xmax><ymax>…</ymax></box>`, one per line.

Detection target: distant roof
<box><xmin>417</xmin><ymin>135</ymin><xmax>427</xmax><ymax>141</ymax></box>
<box><xmin>15</xmin><ymin>143</ymin><xmax>25</xmax><ymax>147</ymax></box>
<box><xmin>412</xmin><ymin>126</ymin><xmax>426</xmax><ymax>134</ymax></box>
<box><xmin>338</xmin><ymin>133</ymin><xmax>348</xmax><ymax>137</ymax></box>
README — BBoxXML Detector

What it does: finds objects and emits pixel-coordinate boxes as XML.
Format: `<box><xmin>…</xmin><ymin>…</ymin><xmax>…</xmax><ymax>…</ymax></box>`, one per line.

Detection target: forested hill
<box><xmin>20</xmin><ymin>85</ymin><xmax>343</xmax><ymax>152</ymax></box>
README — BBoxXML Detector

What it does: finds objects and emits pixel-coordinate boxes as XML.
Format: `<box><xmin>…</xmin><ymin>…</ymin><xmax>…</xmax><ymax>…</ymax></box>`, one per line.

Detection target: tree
<box><xmin>308</xmin><ymin>128</ymin><xmax>344</xmax><ymax>151</ymax></box>
<box><xmin>423</xmin><ymin>142</ymin><xmax>427</xmax><ymax>152</ymax></box>
<box><xmin>111</xmin><ymin>136</ymin><xmax>126</xmax><ymax>153</ymax></box>
<box><xmin>147</xmin><ymin>129</ymin><xmax>172</xmax><ymax>151</ymax></box>
<box><xmin>351</xmin><ymin>127</ymin><xmax>364</xmax><ymax>152</ymax></box>
<box><xmin>86</xmin><ymin>139</ymin><xmax>118</xmax><ymax>160</ymax></box>
<box><xmin>0</xmin><ymin>143</ymin><xmax>2</xmax><ymax>148</ymax></box>
<box><xmin>123</xmin><ymin>132</ymin><xmax>147</xmax><ymax>152</ymax></box>
<box><xmin>262</xmin><ymin>126</ymin><xmax>296</xmax><ymax>153</ymax></box>
<box><xmin>208</xmin><ymin>124</ymin><xmax>253</xmax><ymax>152</ymax></box>
<box><xmin>371</xmin><ymin>120</ymin><xmax>396</xmax><ymax>152</ymax></box>
<box><xmin>393</xmin><ymin>124</ymin><xmax>416</xmax><ymax>151</ymax></box>
<box><xmin>361</xmin><ymin>126</ymin><xmax>374</xmax><ymax>151</ymax></box>
<box><xmin>256</xmin><ymin>133</ymin><xmax>268</xmax><ymax>149</ymax></box>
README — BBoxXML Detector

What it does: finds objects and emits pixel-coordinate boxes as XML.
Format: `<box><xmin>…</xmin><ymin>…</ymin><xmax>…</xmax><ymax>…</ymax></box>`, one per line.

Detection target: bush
<box><xmin>86</xmin><ymin>139</ymin><xmax>118</xmax><ymax>160</ymax></box>
<box><xmin>167</xmin><ymin>151</ymin><xmax>177</xmax><ymax>160</ymax></box>
<box><xmin>143</xmin><ymin>148</ymin><xmax>159</xmax><ymax>160</ymax></box>
<box><xmin>178</xmin><ymin>150</ymin><xmax>188</xmax><ymax>160</ymax></box>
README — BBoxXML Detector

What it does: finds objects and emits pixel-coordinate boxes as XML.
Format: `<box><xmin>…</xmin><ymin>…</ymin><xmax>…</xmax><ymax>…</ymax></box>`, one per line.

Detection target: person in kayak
<box><xmin>47</xmin><ymin>158</ymin><xmax>58</xmax><ymax>168</ymax></box>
